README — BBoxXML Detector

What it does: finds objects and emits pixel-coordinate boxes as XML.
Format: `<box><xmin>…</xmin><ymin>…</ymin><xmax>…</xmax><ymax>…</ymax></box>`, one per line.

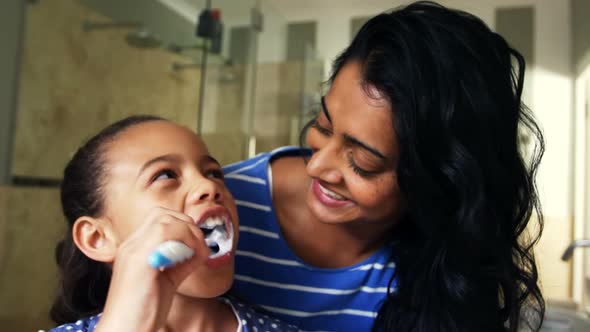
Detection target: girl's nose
<box><xmin>187</xmin><ymin>178</ymin><xmax>222</xmax><ymax>205</ymax></box>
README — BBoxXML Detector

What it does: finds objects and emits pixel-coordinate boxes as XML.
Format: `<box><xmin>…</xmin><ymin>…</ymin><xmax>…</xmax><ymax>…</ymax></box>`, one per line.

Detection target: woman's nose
<box><xmin>187</xmin><ymin>178</ymin><xmax>222</xmax><ymax>205</ymax></box>
<box><xmin>306</xmin><ymin>145</ymin><xmax>343</xmax><ymax>184</ymax></box>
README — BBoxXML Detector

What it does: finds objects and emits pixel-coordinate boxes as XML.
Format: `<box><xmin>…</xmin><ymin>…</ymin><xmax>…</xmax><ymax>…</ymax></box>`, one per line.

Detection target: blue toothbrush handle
<box><xmin>148</xmin><ymin>240</ymin><xmax>194</xmax><ymax>270</ymax></box>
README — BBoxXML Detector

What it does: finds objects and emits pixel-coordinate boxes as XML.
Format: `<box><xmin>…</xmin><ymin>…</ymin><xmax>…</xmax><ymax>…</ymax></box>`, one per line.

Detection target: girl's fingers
<box><xmin>141</xmin><ymin>214</ymin><xmax>210</xmax><ymax>286</ymax></box>
<box><xmin>100</xmin><ymin>208</ymin><xmax>212</xmax><ymax>331</ymax></box>
<box><xmin>149</xmin><ymin>220</ymin><xmax>209</xmax><ymax>263</ymax></box>
<box><xmin>126</xmin><ymin>206</ymin><xmax>194</xmax><ymax>241</ymax></box>
<box><xmin>117</xmin><ymin>207</ymin><xmax>209</xmax><ymax>271</ymax></box>
<box><xmin>148</xmin><ymin>206</ymin><xmax>194</xmax><ymax>224</ymax></box>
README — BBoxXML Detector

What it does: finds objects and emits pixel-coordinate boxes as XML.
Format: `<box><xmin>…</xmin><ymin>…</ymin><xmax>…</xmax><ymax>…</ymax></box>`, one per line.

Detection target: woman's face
<box><xmin>306</xmin><ymin>61</ymin><xmax>405</xmax><ymax>227</ymax></box>
<box><xmin>100</xmin><ymin>120</ymin><xmax>239</xmax><ymax>298</ymax></box>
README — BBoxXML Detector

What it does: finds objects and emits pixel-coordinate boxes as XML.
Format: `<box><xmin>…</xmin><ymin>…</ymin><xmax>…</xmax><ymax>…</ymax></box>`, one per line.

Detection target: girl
<box><xmin>48</xmin><ymin>115</ymin><xmax>298</xmax><ymax>332</ymax></box>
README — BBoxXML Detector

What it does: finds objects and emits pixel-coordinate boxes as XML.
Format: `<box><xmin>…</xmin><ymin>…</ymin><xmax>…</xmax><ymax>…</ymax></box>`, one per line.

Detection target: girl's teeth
<box><xmin>319</xmin><ymin>183</ymin><xmax>346</xmax><ymax>200</ymax></box>
<box><xmin>204</xmin><ymin>216</ymin><xmax>224</xmax><ymax>227</ymax></box>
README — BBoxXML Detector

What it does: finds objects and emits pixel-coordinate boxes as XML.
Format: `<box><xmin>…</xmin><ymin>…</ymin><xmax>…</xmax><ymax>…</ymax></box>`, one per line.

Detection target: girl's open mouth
<box><xmin>197</xmin><ymin>215</ymin><xmax>233</xmax><ymax>259</ymax></box>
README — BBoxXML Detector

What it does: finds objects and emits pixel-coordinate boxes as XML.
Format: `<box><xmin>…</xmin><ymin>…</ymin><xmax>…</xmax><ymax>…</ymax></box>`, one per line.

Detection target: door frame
<box><xmin>573</xmin><ymin>64</ymin><xmax>590</xmax><ymax>308</ymax></box>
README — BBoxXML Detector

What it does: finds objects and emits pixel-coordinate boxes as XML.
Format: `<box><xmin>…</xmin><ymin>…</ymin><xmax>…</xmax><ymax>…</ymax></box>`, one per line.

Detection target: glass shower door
<box><xmin>198</xmin><ymin>0</ymin><xmax>260</xmax><ymax>165</ymax></box>
<box><xmin>584</xmin><ymin>77</ymin><xmax>590</xmax><ymax>313</ymax></box>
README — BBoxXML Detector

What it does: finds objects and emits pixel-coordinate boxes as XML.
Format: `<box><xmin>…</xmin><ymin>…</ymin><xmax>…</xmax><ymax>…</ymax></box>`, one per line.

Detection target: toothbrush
<box><xmin>148</xmin><ymin>240</ymin><xmax>194</xmax><ymax>270</ymax></box>
<box><xmin>148</xmin><ymin>223</ymin><xmax>232</xmax><ymax>270</ymax></box>
<box><xmin>205</xmin><ymin>227</ymin><xmax>232</xmax><ymax>259</ymax></box>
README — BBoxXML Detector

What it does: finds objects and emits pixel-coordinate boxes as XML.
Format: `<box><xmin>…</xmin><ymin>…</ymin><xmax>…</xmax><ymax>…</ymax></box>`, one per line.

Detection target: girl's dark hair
<box><xmin>328</xmin><ymin>2</ymin><xmax>545</xmax><ymax>331</ymax></box>
<box><xmin>50</xmin><ymin>115</ymin><xmax>165</xmax><ymax>324</ymax></box>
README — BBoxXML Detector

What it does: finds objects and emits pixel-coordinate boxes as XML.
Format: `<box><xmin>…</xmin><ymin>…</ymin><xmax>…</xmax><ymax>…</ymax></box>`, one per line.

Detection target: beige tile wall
<box><xmin>0</xmin><ymin>187</ymin><xmax>63</xmax><ymax>331</ymax></box>
<box><xmin>12</xmin><ymin>0</ymin><xmax>201</xmax><ymax>179</ymax></box>
<box><xmin>200</xmin><ymin>63</ymin><xmax>248</xmax><ymax>165</ymax></box>
<box><xmin>254</xmin><ymin>62</ymin><xmax>299</xmax><ymax>153</ymax></box>
<box><xmin>536</xmin><ymin>215</ymin><xmax>573</xmax><ymax>300</ymax></box>
<box><xmin>0</xmin><ymin>186</ymin><xmax>7</xmax><ymax>276</ymax></box>
<box><xmin>253</xmin><ymin>61</ymin><xmax>324</xmax><ymax>154</ymax></box>
<box><xmin>202</xmin><ymin>61</ymin><xmax>320</xmax><ymax>164</ymax></box>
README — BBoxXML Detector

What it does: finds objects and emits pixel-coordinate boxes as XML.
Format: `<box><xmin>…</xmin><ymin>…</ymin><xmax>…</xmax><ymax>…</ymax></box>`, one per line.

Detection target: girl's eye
<box><xmin>153</xmin><ymin>169</ymin><xmax>177</xmax><ymax>182</ymax></box>
<box><xmin>207</xmin><ymin>169</ymin><xmax>224</xmax><ymax>180</ymax></box>
<box><xmin>311</xmin><ymin>120</ymin><xmax>332</xmax><ymax>136</ymax></box>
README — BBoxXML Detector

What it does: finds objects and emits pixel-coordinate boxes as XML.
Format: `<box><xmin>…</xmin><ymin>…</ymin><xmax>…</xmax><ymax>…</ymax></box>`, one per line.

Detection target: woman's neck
<box><xmin>291</xmin><ymin>216</ymin><xmax>392</xmax><ymax>268</ymax></box>
<box><xmin>159</xmin><ymin>295</ymin><xmax>237</xmax><ymax>332</ymax></box>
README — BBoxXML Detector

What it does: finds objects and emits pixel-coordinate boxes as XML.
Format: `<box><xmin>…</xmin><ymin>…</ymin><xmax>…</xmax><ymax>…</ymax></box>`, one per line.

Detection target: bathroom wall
<box><xmin>12</xmin><ymin>0</ymin><xmax>202</xmax><ymax>179</ymax></box>
<box><xmin>0</xmin><ymin>186</ymin><xmax>7</xmax><ymax>275</ymax></box>
<box><xmin>199</xmin><ymin>62</ymin><xmax>248</xmax><ymax>164</ymax></box>
<box><xmin>495</xmin><ymin>2</ymin><xmax>575</xmax><ymax>302</ymax></box>
<box><xmin>572</xmin><ymin>0</ymin><xmax>590</xmax><ymax>308</ymax></box>
<box><xmin>572</xmin><ymin>0</ymin><xmax>590</xmax><ymax>75</ymax></box>
<box><xmin>0</xmin><ymin>187</ymin><xmax>62</xmax><ymax>331</ymax></box>
<box><xmin>530</xmin><ymin>0</ymin><xmax>574</xmax><ymax>301</ymax></box>
<box><xmin>201</xmin><ymin>59</ymin><xmax>323</xmax><ymax>162</ymax></box>
<box><xmin>255</xmin><ymin>61</ymin><xmax>303</xmax><ymax>153</ymax></box>
<box><xmin>0</xmin><ymin>0</ymin><xmax>24</xmax><ymax>185</ymax></box>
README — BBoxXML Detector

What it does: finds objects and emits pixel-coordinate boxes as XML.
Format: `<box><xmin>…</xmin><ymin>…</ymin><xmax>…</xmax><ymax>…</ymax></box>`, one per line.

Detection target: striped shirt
<box><xmin>224</xmin><ymin>146</ymin><xmax>396</xmax><ymax>332</ymax></box>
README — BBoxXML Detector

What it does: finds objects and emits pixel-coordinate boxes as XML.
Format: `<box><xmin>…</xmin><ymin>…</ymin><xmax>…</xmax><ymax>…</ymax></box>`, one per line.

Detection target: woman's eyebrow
<box><xmin>321</xmin><ymin>96</ymin><xmax>332</xmax><ymax>123</ymax></box>
<box><xmin>322</xmin><ymin>95</ymin><xmax>386</xmax><ymax>162</ymax></box>
<box><xmin>343</xmin><ymin>133</ymin><xmax>387</xmax><ymax>161</ymax></box>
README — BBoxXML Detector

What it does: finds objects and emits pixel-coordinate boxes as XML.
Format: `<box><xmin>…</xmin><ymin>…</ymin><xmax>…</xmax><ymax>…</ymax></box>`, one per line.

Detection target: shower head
<box><xmin>82</xmin><ymin>20</ymin><xmax>162</xmax><ymax>49</ymax></box>
<box><xmin>82</xmin><ymin>20</ymin><xmax>141</xmax><ymax>32</ymax></box>
<box><xmin>167</xmin><ymin>43</ymin><xmax>204</xmax><ymax>53</ymax></box>
<box><xmin>125</xmin><ymin>28</ymin><xmax>162</xmax><ymax>49</ymax></box>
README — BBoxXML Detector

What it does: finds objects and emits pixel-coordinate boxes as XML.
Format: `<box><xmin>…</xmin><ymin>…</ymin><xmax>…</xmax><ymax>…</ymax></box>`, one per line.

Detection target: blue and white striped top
<box><xmin>224</xmin><ymin>146</ymin><xmax>397</xmax><ymax>332</ymax></box>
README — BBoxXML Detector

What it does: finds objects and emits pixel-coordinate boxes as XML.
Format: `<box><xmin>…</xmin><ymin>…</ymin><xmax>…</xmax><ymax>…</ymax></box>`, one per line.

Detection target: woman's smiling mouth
<box><xmin>311</xmin><ymin>179</ymin><xmax>355</xmax><ymax>208</ymax></box>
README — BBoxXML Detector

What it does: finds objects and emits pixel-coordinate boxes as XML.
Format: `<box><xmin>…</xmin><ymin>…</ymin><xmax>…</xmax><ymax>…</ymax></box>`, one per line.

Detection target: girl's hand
<box><xmin>95</xmin><ymin>207</ymin><xmax>209</xmax><ymax>332</ymax></box>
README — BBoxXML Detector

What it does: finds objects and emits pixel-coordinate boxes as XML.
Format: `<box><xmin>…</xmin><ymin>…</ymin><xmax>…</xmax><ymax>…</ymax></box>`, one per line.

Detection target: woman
<box><xmin>224</xmin><ymin>1</ymin><xmax>545</xmax><ymax>331</ymax></box>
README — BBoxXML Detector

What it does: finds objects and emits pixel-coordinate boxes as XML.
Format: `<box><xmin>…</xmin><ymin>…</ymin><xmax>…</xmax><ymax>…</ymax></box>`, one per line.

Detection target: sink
<box><xmin>540</xmin><ymin>306</ymin><xmax>590</xmax><ymax>331</ymax></box>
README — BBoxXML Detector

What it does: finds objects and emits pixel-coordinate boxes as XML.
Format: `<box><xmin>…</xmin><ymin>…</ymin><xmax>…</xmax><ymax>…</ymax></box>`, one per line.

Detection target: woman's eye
<box><xmin>347</xmin><ymin>153</ymin><xmax>379</xmax><ymax>179</ymax></box>
<box><xmin>154</xmin><ymin>169</ymin><xmax>177</xmax><ymax>181</ymax></box>
<box><xmin>311</xmin><ymin>120</ymin><xmax>332</xmax><ymax>136</ymax></box>
<box><xmin>207</xmin><ymin>169</ymin><xmax>224</xmax><ymax>180</ymax></box>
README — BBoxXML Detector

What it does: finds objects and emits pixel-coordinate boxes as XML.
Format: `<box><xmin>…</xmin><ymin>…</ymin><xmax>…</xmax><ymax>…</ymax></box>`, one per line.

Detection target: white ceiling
<box><xmin>163</xmin><ymin>0</ymin><xmax>540</xmax><ymax>23</ymax></box>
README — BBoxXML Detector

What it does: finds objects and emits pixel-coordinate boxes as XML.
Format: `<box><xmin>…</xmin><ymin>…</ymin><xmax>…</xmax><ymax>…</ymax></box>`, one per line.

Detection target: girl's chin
<box><xmin>178</xmin><ymin>274</ymin><xmax>234</xmax><ymax>299</ymax></box>
<box><xmin>178</xmin><ymin>285</ymin><xmax>232</xmax><ymax>299</ymax></box>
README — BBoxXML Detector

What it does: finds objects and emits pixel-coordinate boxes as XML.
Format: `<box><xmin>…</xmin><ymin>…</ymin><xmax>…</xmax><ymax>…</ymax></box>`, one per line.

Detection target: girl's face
<box><xmin>306</xmin><ymin>61</ymin><xmax>405</xmax><ymax>228</ymax></box>
<box><xmin>101</xmin><ymin>120</ymin><xmax>238</xmax><ymax>298</ymax></box>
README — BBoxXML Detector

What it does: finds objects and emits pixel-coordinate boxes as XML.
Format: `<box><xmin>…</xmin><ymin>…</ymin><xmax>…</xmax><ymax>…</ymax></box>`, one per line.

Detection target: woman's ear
<box><xmin>72</xmin><ymin>216</ymin><xmax>117</xmax><ymax>263</ymax></box>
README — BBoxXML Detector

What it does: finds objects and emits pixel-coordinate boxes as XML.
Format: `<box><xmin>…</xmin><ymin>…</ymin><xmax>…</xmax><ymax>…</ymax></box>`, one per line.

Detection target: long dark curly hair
<box><xmin>329</xmin><ymin>2</ymin><xmax>545</xmax><ymax>331</ymax></box>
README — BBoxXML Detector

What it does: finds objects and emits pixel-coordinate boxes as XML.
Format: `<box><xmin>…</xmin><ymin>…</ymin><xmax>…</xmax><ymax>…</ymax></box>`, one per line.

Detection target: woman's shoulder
<box><xmin>223</xmin><ymin>146</ymin><xmax>310</xmax><ymax>199</ymax></box>
<box><xmin>270</xmin><ymin>150</ymin><xmax>310</xmax><ymax>203</ymax></box>
<box><xmin>223</xmin><ymin>146</ymin><xmax>309</xmax><ymax>175</ymax></box>
<box><xmin>47</xmin><ymin>314</ymin><xmax>101</xmax><ymax>332</ymax></box>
